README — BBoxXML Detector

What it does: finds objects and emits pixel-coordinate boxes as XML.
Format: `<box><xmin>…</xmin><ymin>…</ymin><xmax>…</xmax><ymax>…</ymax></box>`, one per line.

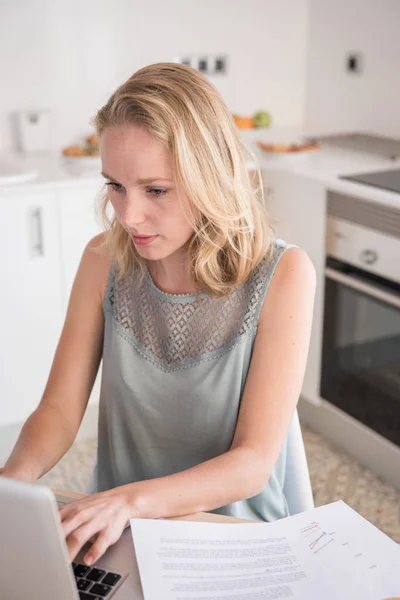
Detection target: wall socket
<box><xmin>346</xmin><ymin>52</ymin><xmax>363</xmax><ymax>74</ymax></box>
<box><xmin>175</xmin><ymin>55</ymin><xmax>228</xmax><ymax>75</ymax></box>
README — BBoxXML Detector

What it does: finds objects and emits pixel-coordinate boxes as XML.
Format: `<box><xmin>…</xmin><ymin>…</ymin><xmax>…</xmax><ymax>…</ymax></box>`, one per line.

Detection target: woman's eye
<box><xmin>147</xmin><ymin>187</ymin><xmax>167</xmax><ymax>197</ymax></box>
<box><xmin>105</xmin><ymin>181</ymin><xmax>123</xmax><ymax>192</ymax></box>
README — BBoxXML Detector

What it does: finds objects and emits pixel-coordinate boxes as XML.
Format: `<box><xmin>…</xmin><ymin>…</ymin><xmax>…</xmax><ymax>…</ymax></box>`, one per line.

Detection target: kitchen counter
<box><xmin>0</xmin><ymin>151</ymin><xmax>102</xmax><ymax>194</ymax></box>
<box><xmin>2</xmin><ymin>129</ymin><xmax>400</xmax><ymax>209</ymax></box>
<box><xmin>242</xmin><ymin>128</ymin><xmax>400</xmax><ymax>209</ymax></box>
<box><xmin>261</xmin><ymin>150</ymin><xmax>400</xmax><ymax>209</ymax></box>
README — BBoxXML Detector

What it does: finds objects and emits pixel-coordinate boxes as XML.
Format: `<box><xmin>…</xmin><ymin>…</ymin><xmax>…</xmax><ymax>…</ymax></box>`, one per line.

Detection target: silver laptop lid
<box><xmin>0</xmin><ymin>477</ymin><xmax>78</xmax><ymax>600</ymax></box>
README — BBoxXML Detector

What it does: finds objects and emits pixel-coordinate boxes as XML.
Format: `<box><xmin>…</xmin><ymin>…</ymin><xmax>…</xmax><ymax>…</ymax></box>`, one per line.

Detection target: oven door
<box><xmin>321</xmin><ymin>257</ymin><xmax>400</xmax><ymax>447</ymax></box>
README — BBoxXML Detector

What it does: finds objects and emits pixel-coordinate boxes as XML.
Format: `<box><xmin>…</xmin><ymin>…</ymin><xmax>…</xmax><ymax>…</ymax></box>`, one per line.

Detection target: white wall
<box><xmin>305</xmin><ymin>0</ymin><xmax>400</xmax><ymax>137</ymax></box>
<box><xmin>0</xmin><ymin>0</ymin><xmax>310</xmax><ymax>153</ymax></box>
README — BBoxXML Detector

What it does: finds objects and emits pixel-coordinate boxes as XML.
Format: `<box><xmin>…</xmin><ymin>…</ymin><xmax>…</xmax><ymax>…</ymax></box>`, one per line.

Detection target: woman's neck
<box><xmin>146</xmin><ymin>255</ymin><xmax>195</xmax><ymax>295</ymax></box>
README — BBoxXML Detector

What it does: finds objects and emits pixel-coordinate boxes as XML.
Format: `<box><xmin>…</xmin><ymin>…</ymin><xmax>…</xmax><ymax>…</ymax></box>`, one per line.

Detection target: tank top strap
<box><xmin>103</xmin><ymin>261</ymin><xmax>117</xmax><ymax>316</ymax></box>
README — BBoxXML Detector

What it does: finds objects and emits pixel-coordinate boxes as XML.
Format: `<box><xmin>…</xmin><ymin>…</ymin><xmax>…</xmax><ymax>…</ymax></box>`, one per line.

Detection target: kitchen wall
<box><xmin>305</xmin><ymin>0</ymin><xmax>400</xmax><ymax>137</ymax></box>
<box><xmin>0</xmin><ymin>0</ymin><xmax>310</xmax><ymax>153</ymax></box>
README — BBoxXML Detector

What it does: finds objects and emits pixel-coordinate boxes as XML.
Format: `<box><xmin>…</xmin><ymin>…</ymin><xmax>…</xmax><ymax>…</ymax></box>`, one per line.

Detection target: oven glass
<box><xmin>321</xmin><ymin>258</ymin><xmax>400</xmax><ymax>447</ymax></box>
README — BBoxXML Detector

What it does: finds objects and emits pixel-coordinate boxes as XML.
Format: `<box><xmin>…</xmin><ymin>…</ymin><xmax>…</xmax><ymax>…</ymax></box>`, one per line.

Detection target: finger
<box><xmin>59</xmin><ymin>493</ymin><xmax>108</xmax><ymax>525</ymax></box>
<box><xmin>83</xmin><ymin>528</ymin><xmax>119</xmax><ymax>566</ymax></box>
<box><xmin>66</xmin><ymin>519</ymin><xmax>105</xmax><ymax>562</ymax></box>
<box><xmin>60</xmin><ymin>505</ymin><xmax>99</xmax><ymax>538</ymax></box>
<box><xmin>59</xmin><ymin>498</ymin><xmax>89</xmax><ymax>520</ymax></box>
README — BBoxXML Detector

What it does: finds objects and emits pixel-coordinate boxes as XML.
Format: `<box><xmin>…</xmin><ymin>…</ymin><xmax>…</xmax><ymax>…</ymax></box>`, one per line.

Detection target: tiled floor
<box><xmin>302</xmin><ymin>427</ymin><xmax>400</xmax><ymax>543</ymax></box>
<box><xmin>39</xmin><ymin>425</ymin><xmax>400</xmax><ymax>542</ymax></box>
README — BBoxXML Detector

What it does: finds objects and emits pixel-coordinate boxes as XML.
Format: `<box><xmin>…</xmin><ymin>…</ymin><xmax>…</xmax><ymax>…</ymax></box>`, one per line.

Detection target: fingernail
<box><xmin>85</xmin><ymin>555</ymin><xmax>93</xmax><ymax>566</ymax></box>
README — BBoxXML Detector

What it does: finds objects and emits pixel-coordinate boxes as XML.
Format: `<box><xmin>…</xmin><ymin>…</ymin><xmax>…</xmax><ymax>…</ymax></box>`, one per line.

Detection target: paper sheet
<box><xmin>131</xmin><ymin>501</ymin><xmax>400</xmax><ymax>600</ymax></box>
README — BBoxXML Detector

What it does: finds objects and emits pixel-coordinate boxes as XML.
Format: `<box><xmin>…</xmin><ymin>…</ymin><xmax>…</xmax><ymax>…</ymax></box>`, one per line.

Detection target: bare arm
<box><xmin>2</xmin><ymin>234</ymin><xmax>110</xmax><ymax>482</ymax></box>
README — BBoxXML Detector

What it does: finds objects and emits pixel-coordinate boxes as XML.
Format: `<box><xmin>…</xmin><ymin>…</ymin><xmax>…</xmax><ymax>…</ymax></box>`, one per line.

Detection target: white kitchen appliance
<box><xmin>321</xmin><ymin>188</ymin><xmax>400</xmax><ymax>450</ymax></box>
<box><xmin>16</xmin><ymin>109</ymin><xmax>52</xmax><ymax>152</ymax></box>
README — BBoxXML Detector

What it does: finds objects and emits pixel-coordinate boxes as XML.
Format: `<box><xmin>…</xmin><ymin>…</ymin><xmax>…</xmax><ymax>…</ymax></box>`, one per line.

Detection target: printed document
<box><xmin>130</xmin><ymin>500</ymin><xmax>400</xmax><ymax>599</ymax></box>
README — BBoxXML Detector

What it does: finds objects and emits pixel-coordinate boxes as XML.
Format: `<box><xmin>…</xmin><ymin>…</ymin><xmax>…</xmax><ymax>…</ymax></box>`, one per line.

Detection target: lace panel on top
<box><xmin>104</xmin><ymin>252</ymin><xmax>278</xmax><ymax>371</ymax></box>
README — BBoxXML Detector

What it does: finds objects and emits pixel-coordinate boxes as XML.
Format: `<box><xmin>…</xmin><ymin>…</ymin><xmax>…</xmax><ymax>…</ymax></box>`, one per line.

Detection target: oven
<box><xmin>321</xmin><ymin>191</ymin><xmax>400</xmax><ymax>448</ymax></box>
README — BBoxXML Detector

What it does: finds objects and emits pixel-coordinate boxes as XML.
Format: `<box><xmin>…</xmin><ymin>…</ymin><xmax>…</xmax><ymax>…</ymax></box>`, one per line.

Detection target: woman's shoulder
<box><xmin>81</xmin><ymin>233</ymin><xmax>113</xmax><ymax>300</ymax></box>
<box><xmin>268</xmin><ymin>240</ymin><xmax>315</xmax><ymax>282</ymax></box>
<box><xmin>256</xmin><ymin>239</ymin><xmax>313</xmax><ymax>279</ymax></box>
<box><xmin>247</xmin><ymin>240</ymin><xmax>315</xmax><ymax>310</ymax></box>
<box><xmin>257</xmin><ymin>242</ymin><xmax>316</xmax><ymax>323</ymax></box>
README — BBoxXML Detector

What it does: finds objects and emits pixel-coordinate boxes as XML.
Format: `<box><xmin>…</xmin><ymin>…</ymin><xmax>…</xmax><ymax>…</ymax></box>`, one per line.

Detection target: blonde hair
<box><xmin>92</xmin><ymin>62</ymin><xmax>274</xmax><ymax>297</ymax></box>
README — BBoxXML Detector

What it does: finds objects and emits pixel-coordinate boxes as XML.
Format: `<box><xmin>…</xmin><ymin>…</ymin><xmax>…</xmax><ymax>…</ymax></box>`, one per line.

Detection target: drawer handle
<box><xmin>31</xmin><ymin>207</ymin><xmax>44</xmax><ymax>256</ymax></box>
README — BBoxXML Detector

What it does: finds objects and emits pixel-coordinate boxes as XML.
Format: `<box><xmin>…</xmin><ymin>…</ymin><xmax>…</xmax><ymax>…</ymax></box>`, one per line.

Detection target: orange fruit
<box><xmin>233</xmin><ymin>115</ymin><xmax>254</xmax><ymax>129</ymax></box>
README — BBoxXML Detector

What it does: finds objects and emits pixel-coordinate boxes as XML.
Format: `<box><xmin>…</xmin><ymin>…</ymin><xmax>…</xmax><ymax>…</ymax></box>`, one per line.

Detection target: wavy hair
<box><xmin>92</xmin><ymin>62</ymin><xmax>274</xmax><ymax>296</ymax></box>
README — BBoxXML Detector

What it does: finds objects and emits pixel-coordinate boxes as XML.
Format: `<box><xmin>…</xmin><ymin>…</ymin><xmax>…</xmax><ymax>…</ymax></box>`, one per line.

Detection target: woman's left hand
<box><xmin>59</xmin><ymin>487</ymin><xmax>133</xmax><ymax>565</ymax></box>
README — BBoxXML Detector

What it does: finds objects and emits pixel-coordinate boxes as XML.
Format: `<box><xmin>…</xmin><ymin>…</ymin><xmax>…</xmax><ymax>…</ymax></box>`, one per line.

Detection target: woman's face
<box><xmin>100</xmin><ymin>124</ymin><xmax>194</xmax><ymax>262</ymax></box>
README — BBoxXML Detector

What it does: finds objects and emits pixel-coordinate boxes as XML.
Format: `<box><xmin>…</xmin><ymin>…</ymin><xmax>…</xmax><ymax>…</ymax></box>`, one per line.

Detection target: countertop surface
<box><xmin>0</xmin><ymin>152</ymin><xmax>103</xmax><ymax>193</ymax></box>
<box><xmin>245</xmin><ymin>127</ymin><xmax>400</xmax><ymax>209</ymax></box>
<box><xmin>2</xmin><ymin>128</ymin><xmax>400</xmax><ymax>208</ymax></box>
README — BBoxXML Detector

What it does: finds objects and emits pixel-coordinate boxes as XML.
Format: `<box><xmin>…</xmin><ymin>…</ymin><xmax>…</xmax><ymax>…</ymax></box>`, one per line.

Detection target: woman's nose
<box><xmin>120</xmin><ymin>193</ymin><xmax>147</xmax><ymax>229</ymax></box>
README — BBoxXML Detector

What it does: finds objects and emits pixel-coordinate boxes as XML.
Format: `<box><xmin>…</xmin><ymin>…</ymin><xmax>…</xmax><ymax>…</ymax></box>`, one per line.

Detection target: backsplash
<box><xmin>305</xmin><ymin>0</ymin><xmax>400</xmax><ymax>138</ymax></box>
<box><xmin>0</xmin><ymin>0</ymin><xmax>308</xmax><ymax>152</ymax></box>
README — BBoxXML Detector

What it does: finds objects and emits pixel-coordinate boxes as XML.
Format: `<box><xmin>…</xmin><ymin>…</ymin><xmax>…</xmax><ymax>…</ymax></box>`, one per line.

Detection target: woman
<box><xmin>0</xmin><ymin>63</ymin><xmax>316</xmax><ymax>566</ymax></box>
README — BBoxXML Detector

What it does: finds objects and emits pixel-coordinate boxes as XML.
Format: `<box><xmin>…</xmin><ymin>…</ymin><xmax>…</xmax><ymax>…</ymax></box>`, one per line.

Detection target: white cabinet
<box><xmin>263</xmin><ymin>169</ymin><xmax>327</xmax><ymax>405</ymax></box>
<box><xmin>0</xmin><ymin>190</ymin><xmax>64</xmax><ymax>427</ymax></box>
<box><xmin>0</xmin><ymin>181</ymin><xmax>105</xmax><ymax>439</ymax></box>
<box><xmin>57</xmin><ymin>181</ymin><xmax>104</xmax><ymax>410</ymax></box>
<box><xmin>57</xmin><ymin>181</ymin><xmax>103</xmax><ymax>309</ymax></box>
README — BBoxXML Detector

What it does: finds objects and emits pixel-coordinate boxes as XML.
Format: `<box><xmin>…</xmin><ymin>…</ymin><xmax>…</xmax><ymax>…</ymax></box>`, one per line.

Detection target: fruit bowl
<box><xmin>256</xmin><ymin>140</ymin><xmax>320</xmax><ymax>161</ymax></box>
<box><xmin>62</xmin><ymin>133</ymin><xmax>101</xmax><ymax>174</ymax></box>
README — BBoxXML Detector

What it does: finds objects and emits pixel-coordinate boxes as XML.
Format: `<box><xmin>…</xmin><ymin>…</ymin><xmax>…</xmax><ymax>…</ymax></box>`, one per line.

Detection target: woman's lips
<box><xmin>131</xmin><ymin>234</ymin><xmax>158</xmax><ymax>246</ymax></box>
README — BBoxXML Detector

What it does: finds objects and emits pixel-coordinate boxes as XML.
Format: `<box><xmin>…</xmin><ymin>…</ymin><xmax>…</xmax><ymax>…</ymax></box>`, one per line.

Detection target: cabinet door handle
<box><xmin>31</xmin><ymin>207</ymin><xmax>44</xmax><ymax>256</ymax></box>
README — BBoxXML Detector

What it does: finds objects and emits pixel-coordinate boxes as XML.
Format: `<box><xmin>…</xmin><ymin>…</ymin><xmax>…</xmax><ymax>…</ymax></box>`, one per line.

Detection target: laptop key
<box><xmin>76</xmin><ymin>578</ymin><xmax>92</xmax><ymax>591</ymax></box>
<box><xmin>86</xmin><ymin>567</ymin><xmax>106</xmax><ymax>581</ymax></box>
<box><xmin>90</xmin><ymin>582</ymin><xmax>112</xmax><ymax>596</ymax></box>
<box><xmin>78</xmin><ymin>593</ymin><xmax>102</xmax><ymax>600</ymax></box>
<box><xmin>102</xmin><ymin>572</ymin><xmax>121</xmax><ymax>586</ymax></box>
<box><xmin>74</xmin><ymin>564</ymin><xmax>91</xmax><ymax>577</ymax></box>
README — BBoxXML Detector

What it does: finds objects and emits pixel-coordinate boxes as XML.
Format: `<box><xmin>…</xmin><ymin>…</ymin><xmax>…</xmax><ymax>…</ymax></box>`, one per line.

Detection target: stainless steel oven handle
<box><xmin>325</xmin><ymin>266</ymin><xmax>400</xmax><ymax>309</ymax></box>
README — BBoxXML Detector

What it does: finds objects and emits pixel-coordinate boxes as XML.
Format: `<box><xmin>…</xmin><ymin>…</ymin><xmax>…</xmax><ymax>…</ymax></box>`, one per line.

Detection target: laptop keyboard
<box><xmin>72</xmin><ymin>562</ymin><xmax>122</xmax><ymax>598</ymax></box>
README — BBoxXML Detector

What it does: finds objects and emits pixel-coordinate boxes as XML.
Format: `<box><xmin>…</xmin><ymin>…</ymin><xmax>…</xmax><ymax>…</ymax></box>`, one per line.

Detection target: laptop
<box><xmin>0</xmin><ymin>476</ymin><xmax>144</xmax><ymax>599</ymax></box>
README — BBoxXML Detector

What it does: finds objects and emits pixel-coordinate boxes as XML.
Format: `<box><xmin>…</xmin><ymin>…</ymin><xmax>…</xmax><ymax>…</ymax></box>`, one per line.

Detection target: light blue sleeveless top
<box><xmin>95</xmin><ymin>239</ymin><xmax>294</xmax><ymax>521</ymax></box>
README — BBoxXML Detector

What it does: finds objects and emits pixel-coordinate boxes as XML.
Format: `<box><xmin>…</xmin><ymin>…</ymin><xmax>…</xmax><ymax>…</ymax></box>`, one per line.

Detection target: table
<box><xmin>54</xmin><ymin>489</ymin><xmax>253</xmax><ymax>599</ymax></box>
